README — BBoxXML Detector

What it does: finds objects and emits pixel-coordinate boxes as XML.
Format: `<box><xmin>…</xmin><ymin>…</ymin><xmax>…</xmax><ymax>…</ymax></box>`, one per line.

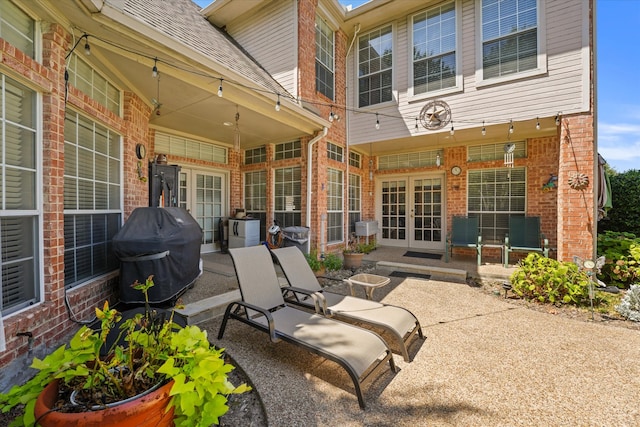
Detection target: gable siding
<box><xmin>225</xmin><ymin>0</ymin><xmax>297</xmax><ymax>97</ymax></box>
<box><xmin>347</xmin><ymin>0</ymin><xmax>590</xmax><ymax>147</ymax></box>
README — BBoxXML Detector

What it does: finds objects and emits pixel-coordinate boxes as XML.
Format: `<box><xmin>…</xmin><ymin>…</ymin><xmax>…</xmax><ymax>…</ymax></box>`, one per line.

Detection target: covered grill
<box><xmin>113</xmin><ymin>207</ymin><xmax>203</xmax><ymax>305</ymax></box>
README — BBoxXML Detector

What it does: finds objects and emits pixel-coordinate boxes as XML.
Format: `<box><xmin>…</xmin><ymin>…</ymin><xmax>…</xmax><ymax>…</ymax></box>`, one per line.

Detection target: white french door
<box><xmin>378</xmin><ymin>174</ymin><xmax>445</xmax><ymax>251</ymax></box>
<box><xmin>178</xmin><ymin>169</ymin><xmax>227</xmax><ymax>253</ymax></box>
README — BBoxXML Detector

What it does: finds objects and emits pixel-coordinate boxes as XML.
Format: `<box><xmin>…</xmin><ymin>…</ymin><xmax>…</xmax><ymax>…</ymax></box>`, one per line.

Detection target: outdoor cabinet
<box><xmin>149</xmin><ymin>163</ymin><xmax>181</xmax><ymax>207</ymax></box>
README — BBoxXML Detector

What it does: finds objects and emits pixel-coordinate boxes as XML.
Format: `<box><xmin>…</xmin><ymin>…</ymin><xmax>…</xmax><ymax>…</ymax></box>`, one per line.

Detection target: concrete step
<box><xmin>376</xmin><ymin>261</ymin><xmax>468</xmax><ymax>283</ymax></box>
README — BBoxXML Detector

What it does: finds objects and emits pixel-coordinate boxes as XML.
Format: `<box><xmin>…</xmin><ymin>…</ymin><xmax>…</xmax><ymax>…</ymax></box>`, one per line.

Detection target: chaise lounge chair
<box><xmin>218</xmin><ymin>245</ymin><xmax>396</xmax><ymax>409</ymax></box>
<box><xmin>271</xmin><ymin>246</ymin><xmax>424</xmax><ymax>362</ymax></box>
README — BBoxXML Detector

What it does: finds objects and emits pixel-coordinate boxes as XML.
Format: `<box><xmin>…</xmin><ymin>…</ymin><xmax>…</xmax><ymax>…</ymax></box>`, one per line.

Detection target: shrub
<box><xmin>597</xmin><ymin>231</ymin><xmax>640</xmax><ymax>288</ymax></box>
<box><xmin>510</xmin><ymin>253</ymin><xmax>593</xmax><ymax>306</ymax></box>
<box><xmin>304</xmin><ymin>250</ymin><xmax>324</xmax><ymax>272</ymax></box>
<box><xmin>323</xmin><ymin>253</ymin><xmax>343</xmax><ymax>271</ymax></box>
<box><xmin>599</xmin><ymin>169</ymin><xmax>640</xmax><ymax>236</ymax></box>
<box><xmin>616</xmin><ymin>284</ymin><xmax>640</xmax><ymax>322</ymax></box>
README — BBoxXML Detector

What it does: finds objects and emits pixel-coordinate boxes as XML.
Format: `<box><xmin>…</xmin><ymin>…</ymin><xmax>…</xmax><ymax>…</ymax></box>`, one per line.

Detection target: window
<box><xmin>67</xmin><ymin>54</ymin><xmax>121</xmax><ymax>115</ymax></box>
<box><xmin>327</xmin><ymin>168</ymin><xmax>343</xmax><ymax>243</ymax></box>
<box><xmin>468</xmin><ymin>167</ymin><xmax>526</xmax><ymax>243</ymax></box>
<box><xmin>481</xmin><ymin>0</ymin><xmax>538</xmax><ymax>79</ymax></box>
<box><xmin>244</xmin><ymin>146</ymin><xmax>267</xmax><ymax>165</ymax></box>
<box><xmin>378</xmin><ymin>150</ymin><xmax>441</xmax><ymax>170</ymax></box>
<box><xmin>327</xmin><ymin>142</ymin><xmax>343</xmax><ymax>162</ymax></box>
<box><xmin>349</xmin><ymin>151</ymin><xmax>361</xmax><ymax>168</ymax></box>
<box><xmin>64</xmin><ymin>112</ymin><xmax>121</xmax><ymax>287</ymax></box>
<box><xmin>348</xmin><ymin>174</ymin><xmax>361</xmax><ymax>234</ymax></box>
<box><xmin>274</xmin><ymin>140</ymin><xmax>301</xmax><ymax>160</ymax></box>
<box><xmin>244</xmin><ymin>170</ymin><xmax>267</xmax><ymax>240</ymax></box>
<box><xmin>0</xmin><ymin>1</ymin><xmax>35</xmax><ymax>58</ymax></box>
<box><xmin>274</xmin><ymin>167</ymin><xmax>301</xmax><ymax>228</ymax></box>
<box><xmin>359</xmin><ymin>25</ymin><xmax>393</xmax><ymax>107</ymax></box>
<box><xmin>0</xmin><ymin>74</ymin><xmax>39</xmax><ymax>315</ymax></box>
<box><xmin>316</xmin><ymin>16</ymin><xmax>334</xmax><ymax>100</ymax></box>
<box><xmin>467</xmin><ymin>141</ymin><xmax>526</xmax><ymax>162</ymax></box>
<box><xmin>412</xmin><ymin>2</ymin><xmax>456</xmax><ymax>95</ymax></box>
<box><xmin>155</xmin><ymin>132</ymin><xmax>227</xmax><ymax>163</ymax></box>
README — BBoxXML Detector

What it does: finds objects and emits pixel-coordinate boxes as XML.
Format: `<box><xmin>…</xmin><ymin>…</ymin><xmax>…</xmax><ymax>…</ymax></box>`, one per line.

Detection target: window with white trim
<box><xmin>348</xmin><ymin>174</ymin><xmax>361</xmax><ymax>234</ymax></box>
<box><xmin>467</xmin><ymin>141</ymin><xmax>526</xmax><ymax>162</ymax></box>
<box><xmin>358</xmin><ymin>25</ymin><xmax>393</xmax><ymax>107</ymax></box>
<box><xmin>349</xmin><ymin>151</ymin><xmax>361</xmax><ymax>168</ymax></box>
<box><xmin>327</xmin><ymin>142</ymin><xmax>343</xmax><ymax>162</ymax></box>
<box><xmin>0</xmin><ymin>74</ymin><xmax>39</xmax><ymax>315</ymax></box>
<box><xmin>274</xmin><ymin>140</ymin><xmax>301</xmax><ymax>160</ymax></box>
<box><xmin>0</xmin><ymin>1</ymin><xmax>35</xmax><ymax>58</ymax></box>
<box><xmin>155</xmin><ymin>132</ymin><xmax>227</xmax><ymax>163</ymax></box>
<box><xmin>244</xmin><ymin>170</ymin><xmax>267</xmax><ymax>240</ymax></box>
<box><xmin>64</xmin><ymin>112</ymin><xmax>121</xmax><ymax>287</ymax></box>
<box><xmin>67</xmin><ymin>54</ymin><xmax>121</xmax><ymax>115</ymax></box>
<box><xmin>468</xmin><ymin>167</ymin><xmax>526</xmax><ymax>243</ymax></box>
<box><xmin>274</xmin><ymin>167</ymin><xmax>301</xmax><ymax>228</ymax></box>
<box><xmin>412</xmin><ymin>2</ymin><xmax>456</xmax><ymax>95</ymax></box>
<box><xmin>327</xmin><ymin>168</ymin><xmax>343</xmax><ymax>243</ymax></box>
<box><xmin>481</xmin><ymin>0</ymin><xmax>538</xmax><ymax>79</ymax></box>
<box><xmin>316</xmin><ymin>16</ymin><xmax>334</xmax><ymax>100</ymax></box>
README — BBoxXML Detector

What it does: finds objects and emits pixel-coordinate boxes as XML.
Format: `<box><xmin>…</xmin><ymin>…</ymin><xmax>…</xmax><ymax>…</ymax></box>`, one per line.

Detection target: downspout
<box><xmin>343</xmin><ymin>24</ymin><xmax>361</xmax><ymax>246</ymax></box>
<box><xmin>307</xmin><ymin>126</ymin><xmax>328</xmax><ymax>254</ymax></box>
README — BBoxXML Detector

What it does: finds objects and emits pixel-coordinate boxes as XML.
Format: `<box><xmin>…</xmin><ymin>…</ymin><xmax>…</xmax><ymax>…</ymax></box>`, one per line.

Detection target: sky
<box><xmin>194</xmin><ymin>0</ymin><xmax>639</xmax><ymax>172</ymax></box>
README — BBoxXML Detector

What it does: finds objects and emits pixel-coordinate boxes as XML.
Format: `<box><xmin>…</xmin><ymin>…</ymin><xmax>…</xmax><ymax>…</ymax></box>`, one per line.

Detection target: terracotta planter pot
<box><xmin>34</xmin><ymin>379</ymin><xmax>175</xmax><ymax>427</ymax></box>
<box><xmin>343</xmin><ymin>252</ymin><xmax>364</xmax><ymax>269</ymax></box>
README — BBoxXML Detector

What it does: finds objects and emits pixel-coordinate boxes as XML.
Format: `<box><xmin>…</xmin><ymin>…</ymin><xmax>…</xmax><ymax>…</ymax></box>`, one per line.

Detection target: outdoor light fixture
<box><xmin>482</xmin><ymin>121</ymin><xmax>486</xmax><ymax>136</ymax></box>
<box><xmin>329</xmin><ymin>106</ymin><xmax>334</xmax><ymax>122</ymax></box>
<box><xmin>275</xmin><ymin>94</ymin><xmax>281</xmax><ymax>112</ymax></box>
<box><xmin>84</xmin><ymin>34</ymin><xmax>91</xmax><ymax>55</ymax></box>
<box><xmin>436</xmin><ymin>154</ymin><xmax>441</xmax><ymax>168</ymax></box>
<box><xmin>217</xmin><ymin>79</ymin><xmax>223</xmax><ymax>98</ymax></box>
<box><xmin>375</xmin><ymin>113</ymin><xmax>380</xmax><ymax>130</ymax></box>
<box><xmin>152</xmin><ymin>58</ymin><xmax>158</xmax><ymax>78</ymax></box>
<box><xmin>555</xmin><ymin>113</ymin><xmax>561</xmax><ymax>126</ymax></box>
<box><xmin>450</xmin><ymin>122</ymin><xmax>454</xmax><ymax>136</ymax></box>
<box><xmin>536</xmin><ymin>117</ymin><xmax>540</xmax><ymax>130</ymax></box>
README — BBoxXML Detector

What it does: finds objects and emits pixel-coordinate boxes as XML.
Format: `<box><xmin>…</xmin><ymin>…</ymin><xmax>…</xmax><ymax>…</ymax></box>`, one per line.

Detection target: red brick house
<box><xmin>0</xmin><ymin>0</ymin><xmax>596</xmax><ymax>387</ymax></box>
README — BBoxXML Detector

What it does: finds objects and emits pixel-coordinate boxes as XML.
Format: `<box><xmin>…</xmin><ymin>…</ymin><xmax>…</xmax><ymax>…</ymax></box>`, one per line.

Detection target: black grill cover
<box><xmin>113</xmin><ymin>207</ymin><xmax>203</xmax><ymax>304</ymax></box>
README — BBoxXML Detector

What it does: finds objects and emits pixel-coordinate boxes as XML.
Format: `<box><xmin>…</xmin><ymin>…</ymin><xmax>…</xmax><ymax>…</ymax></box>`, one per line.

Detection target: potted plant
<box><xmin>342</xmin><ymin>233</ymin><xmax>374</xmax><ymax>270</ymax></box>
<box><xmin>0</xmin><ymin>276</ymin><xmax>249</xmax><ymax>427</ymax></box>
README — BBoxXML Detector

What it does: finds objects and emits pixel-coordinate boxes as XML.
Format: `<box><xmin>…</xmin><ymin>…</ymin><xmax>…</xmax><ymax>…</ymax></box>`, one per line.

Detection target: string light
<box><xmin>450</xmin><ymin>121</ymin><xmax>454</xmax><ymax>136</ymax></box>
<box><xmin>536</xmin><ymin>117</ymin><xmax>540</xmax><ymax>130</ymax></box>
<box><xmin>152</xmin><ymin>58</ymin><xmax>158</xmax><ymax>78</ymax></box>
<box><xmin>83</xmin><ymin>34</ymin><xmax>91</xmax><ymax>55</ymax></box>
<box><xmin>217</xmin><ymin>79</ymin><xmax>223</xmax><ymax>98</ymax></box>
<box><xmin>509</xmin><ymin>119</ymin><xmax>514</xmax><ymax>134</ymax></box>
<box><xmin>555</xmin><ymin>113</ymin><xmax>561</xmax><ymax>126</ymax></box>
<box><xmin>482</xmin><ymin>121</ymin><xmax>486</xmax><ymax>136</ymax></box>
<box><xmin>329</xmin><ymin>106</ymin><xmax>334</xmax><ymax>122</ymax></box>
<box><xmin>275</xmin><ymin>94</ymin><xmax>281</xmax><ymax>112</ymax></box>
<box><xmin>415</xmin><ymin>118</ymin><xmax>419</xmax><ymax>131</ymax></box>
<box><xmin>375</xmin><ymin>113</ymin><xmax>380</xmax><ymax>130</ymax></box>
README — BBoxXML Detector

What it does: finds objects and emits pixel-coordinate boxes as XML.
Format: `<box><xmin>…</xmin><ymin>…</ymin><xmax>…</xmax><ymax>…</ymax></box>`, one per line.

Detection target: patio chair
<box><xmin>445</xmin><ymin>216</ymin><xmax>482</xmax><ymax>265</ymax></box>
<box><xmin>271</xmin><ymin>246</ymin><xmax>424</xmax><ymax>362</ymax></box>
<box><xmin>218</xmin><ymin>245</ymin><xmax>396</xmax><ymax>409</ymax></box>
<box><xmin>504</xmin><ymin>216</ymin><xmax>549</xmax><ymax>267</ymax></box>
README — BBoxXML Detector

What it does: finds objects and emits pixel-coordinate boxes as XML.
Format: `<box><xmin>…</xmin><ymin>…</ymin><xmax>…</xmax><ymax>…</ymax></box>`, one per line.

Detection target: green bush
<box><xmin>323</xmin><ymin>252</ymin><xmax>343</xmax><ymax>271</ymax></box>
<box><xmin>596</xmin><ymin>231</ymin><xmax>640</xmax><ymax>288</ymax></box>
<box><xmin>304</xmin><ymin>250</ymin><xmax>324</xmax><ymax>272</ymax></box>
<box><xmin>510</xmin><ymin>253</ymin><xmax>593</xmax><ymax>306</ymax></box>
<box><xmin>599</xmin><ymin>169</ymin><xmax>640</xmax><ymax>236</ymax></box>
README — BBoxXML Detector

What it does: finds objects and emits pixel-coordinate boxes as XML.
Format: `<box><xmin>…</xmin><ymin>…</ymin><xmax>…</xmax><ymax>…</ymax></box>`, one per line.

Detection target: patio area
<box><xmin>179</xmin><ymin>247</ymin><xmax>640</xmax><ymax>426</ymax></box>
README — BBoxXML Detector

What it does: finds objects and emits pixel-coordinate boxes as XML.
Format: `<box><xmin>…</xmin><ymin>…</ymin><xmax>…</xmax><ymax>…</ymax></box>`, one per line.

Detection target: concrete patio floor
<box><xmin>177</xmin><ymin>247</ymin><xmax>640</xmax><ymax>426</ymax></box>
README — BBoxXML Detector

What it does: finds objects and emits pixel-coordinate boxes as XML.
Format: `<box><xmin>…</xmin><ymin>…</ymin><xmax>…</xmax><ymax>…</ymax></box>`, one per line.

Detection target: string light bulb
<box><xmin>555</xmin><ymin>113</ymin><xmax>561</xmax><ymax>126</ymax></box>
<box><xmin>329</xmin><ymin>106</ymin><xmax>334</xmax><ymax>122</ymax></box>
<box><xmin>275</xmin><ymin>94</ymin><xmax>281</xmax><ymax>112</ymax></box>
<box><xmin>152</xmin><ymin>58</ymin><xmax>158</xmax><ymax>78</ymax></box>
<box><xmin>83</xmin><ymin>35</ymin><xmax>91</xmax><ymax>55</ymax></box>
<box><xmin>536</xmin><ymin>117</ymin><xmax>540</xmax><ymax>130</ymax></box>
<box><xmin>415</xmin><ymin>118</ymin><xmax>419</xmax><ymax>131</ymax></box>
<box><xmin>509</xmin><ymin>119</ymin><xmax>514</xmax><ymax>134</ymax></box>
<box><xmin>450</xmin><ymin>122</ymin><xmax>454</xmax><ymax>136</ymax></box>
<box><xmin>482</xmin><ymin>121</ymin><xmax>486</xmax><ymax>136</ymax></box>
<box><xmin>217</xmin><ymin>79</ymin><xmax>223</xmax><ymax>98</ymax></box>
<box><xmin>375</xmin><ymin>113</ymin><xmax>380</xmax><ymax>130</ymax></box>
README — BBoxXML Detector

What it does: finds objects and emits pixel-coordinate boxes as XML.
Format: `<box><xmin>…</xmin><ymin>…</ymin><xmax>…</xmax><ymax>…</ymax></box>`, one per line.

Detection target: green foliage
<box><xmin>0</xmin><ymin>276</ymin><xmax>248</xmax><ymax>427</ymax></box>
<box><xmin>599</xmin><ymin>169</ymin><xmax>640</xmax><ymax>236</ymax></box>
<box><xmin>323</xmin><ymin>253</ymin><xmax>343</xmax><ymax>271</ymax></box>
<box><xmin>616</xmin><ymin>284</ymin><xmax>640</xmax><ymax>322</ymax></box>
<box><xmin>304</xmin><ymin>250</ymin><xmax>324</xmax><ymax>272</ymax></box>
<box><xmin>596</xmin><ymin>231</ymin><xmax>640</xmax><ymax>288</ymax></box>
<box><xmin>510</xmin><ymin>253</ymin><xmax>593</xmax><ymax>306</ymax></box>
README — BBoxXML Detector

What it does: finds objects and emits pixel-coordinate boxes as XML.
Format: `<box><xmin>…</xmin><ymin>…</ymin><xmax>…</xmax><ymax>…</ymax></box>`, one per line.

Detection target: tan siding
<box><xmin>225</xmin><ymin>0</ymin><xmax>297</xmax><ymax>96</ymax></box>
<box><xmin>347</xmin><ymin>0</ymin><xmax>590</xmax><ymax>146</ymax></box>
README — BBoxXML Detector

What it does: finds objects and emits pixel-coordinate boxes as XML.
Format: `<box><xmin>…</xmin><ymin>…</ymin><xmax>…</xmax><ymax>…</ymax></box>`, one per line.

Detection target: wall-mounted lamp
<box><xmin>436</xmin><ymin>154</ymin><xmax>441</xmax><ymax>168</ymax></box>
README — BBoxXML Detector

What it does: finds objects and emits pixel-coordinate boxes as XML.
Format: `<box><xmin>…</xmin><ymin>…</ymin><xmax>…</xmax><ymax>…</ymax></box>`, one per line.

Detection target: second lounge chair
<box><xmin>272</xmin><ymin>246</ymin><xmax>424</xmax><ymax>362</ymax></box>
<box><xmin>218</xmin><ymin>245</ymin><xmax>396</xmax><ymax>409</ymax></box>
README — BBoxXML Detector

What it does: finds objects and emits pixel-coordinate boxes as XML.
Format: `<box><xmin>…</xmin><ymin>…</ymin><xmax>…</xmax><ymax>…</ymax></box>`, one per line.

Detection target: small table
<box><xmin>344</xmin><ymin>273</ymin><xmax>391</xmax><ymax>300</ymax></box>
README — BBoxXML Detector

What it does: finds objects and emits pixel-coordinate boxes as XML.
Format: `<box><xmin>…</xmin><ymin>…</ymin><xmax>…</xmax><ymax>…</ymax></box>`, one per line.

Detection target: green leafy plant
<box><xmin>596</xmin><ymin>231</ymin><xmax>640</xmax><ymax>288</ymax></box>
<box><xmin>616</xmin><ymin>284</ymin><xmax>640</xmax><ymax>322</ymax></box>
<box><xmin>599</xmin><ymin>169</ymin><xmax>640</xmax><ymax>236</ymax></box>
<box><xmin>304</xmin><ymin>249</ymin><xmax>324</xmax><ymax>272</ymax></box>
<box><xmin>510</xmin><ymin>253</ymin><xmax>593</xmax><ymax>305</ymax></box>
<box><xmin>322</xmin><ymin>252</ymin><xmax>343</xmax><ymax>271</ymax></box>
<box><xmin>0</xmin><ymin>276</ymin><xmax>249</xmax><ymax>427</ymax></box>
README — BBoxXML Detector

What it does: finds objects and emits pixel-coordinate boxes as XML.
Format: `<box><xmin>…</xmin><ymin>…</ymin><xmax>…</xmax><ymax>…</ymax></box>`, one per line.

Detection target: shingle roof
<box><xmin>115</xmin><ymin>0</ymin><xmax>291</xmax><ymax>98</ymax></box>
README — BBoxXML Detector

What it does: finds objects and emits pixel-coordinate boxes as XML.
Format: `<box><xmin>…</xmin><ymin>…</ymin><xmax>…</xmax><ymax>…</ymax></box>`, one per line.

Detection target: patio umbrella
<box><xmin>597</xmin><ymin>153</ymin><xmax>613</xmax><ymax>221</ymax></box>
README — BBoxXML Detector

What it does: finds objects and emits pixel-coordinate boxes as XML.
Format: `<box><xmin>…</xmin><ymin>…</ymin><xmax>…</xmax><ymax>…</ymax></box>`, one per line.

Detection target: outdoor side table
<box><xmin>344</xmin><ymin>273</ymin><xmax>391</xmax><ymax>300</ymax></box>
